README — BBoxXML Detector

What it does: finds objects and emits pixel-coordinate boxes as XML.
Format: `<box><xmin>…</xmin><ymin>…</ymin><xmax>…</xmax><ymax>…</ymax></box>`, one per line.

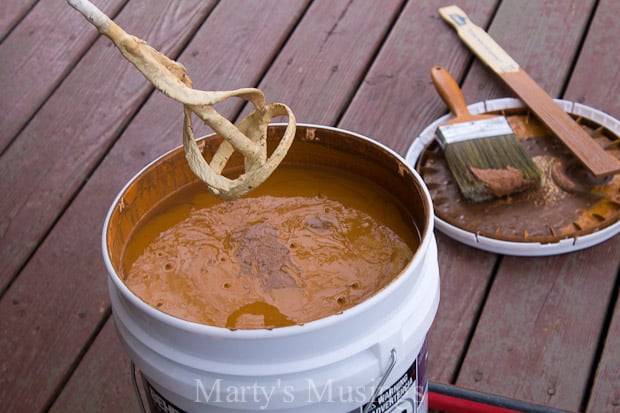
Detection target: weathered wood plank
<box><xmin>242</xmin><ymin>0</ymin><xmax>405</xmax><ymax>125</ymax></box>
<box><xmin>4</xmin><ymin>0</ymin><xmax>617</xmax><ymax>411</ymax></box>
<box><xmin>566</xmin><ymin>1</ymin><xmax>620</xmax><ymax>411</ymax></box>
<box><xmin>453</xmin><ymin>1</ymin><xmax>619</xmax><ymax>409</ymax></box>
<box><xmin>586</xmin><ymin>295</ymin><xmax>620</xmax><ymax>412</ymax></box>
<box><xmin>459</xmin><ymin>0</ymin><xmax>596</xmax><ymax>102</ymax></box>
<box><xmin>48</xmin><ymin>319</ymin><xmax>141</xmax><ymax>413</ymax></box>
<box><xmin>0</xmin><ymin>1</ymin><xmax>216</xmax><ymax>410</ymax></box>
<box><xmin>0</xmin><ymin>0</ymin><xmax>214</xmax><ymax>293</ymax></box>
<box><xmin>0</xmin><ymin>0</ymin><xmax>38</xmax><ymax>41</ymax></box>
<box><xmin>337</xmin><ymin>0</ymin><xmax>499</xmax><ymax>383</ymax></box>
<box><xmin>426</xmin><ymin>233</ymin><xmax>497</xmax><ymax>383</ymax></box>
<box><xmin>563</xmin><ymin>0</ymin><xmax>620</xmax><ymax>121</ymax></box>
<box><xmin>3</xmin><ymin>1</ymin><xmax>308</xmax><ymax>411</ymax></box>
<box><xmin>338</xmin><ymin>0</ymin><xmax>497</xmax><ymax>153</ymax></box>
<box><xmin>457</xmin><ymin>239</ymin><xmax>618</xmax><ymax>411</ymax></box>
<box><xmin>0</xmin><ymin>0</ymin><xmax>125</xmax><ymax>152</ymax></box>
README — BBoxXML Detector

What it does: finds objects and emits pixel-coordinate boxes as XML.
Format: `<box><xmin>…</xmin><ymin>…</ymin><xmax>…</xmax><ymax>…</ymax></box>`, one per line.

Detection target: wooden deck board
<box><xmin>457</xmin><ymin>2</ymin><xmax>617</xmax><ymax>410</ymax></box>
<box><xmin>564</xmin><ymin>1</ymin><xmax>620</xmax><ymax>411</ymax></box>
<box><xmin>0</xmin><ymin>0</ymin><xmax>125</xmax><ymax>152</ymax></box>
<box><xmin>339</xmin><ymin>0</ymin><xmax>498</xmax><ymax>153</ymax></box>
<box><xmin>460</xmin><ymin>0</ymin><xmax>596</xmax><ymax>101</ymax></box>
<box><xmin>243</xmin><ymin>0</ymin><xmax>405</xmax><ymax>126</ymax></box>
<box><xmin>586</xmin><ymin>293</ymin><xmax>620</xmax><ymax>412</ymax></box>
<box><xmin>0</xmin><ymin>0</ymin><xmax>618</xmax><ymax>411</ymax></box>
<box><xmin>0</xmin><ymin>1</ymin><xmax>216</xmax><ymax>410</ymax></box>
<box><xmin>0</xmin><ymin>0</ymin><xmax>215</xmax><ymax>293</ymax></box>
<box><xmin>48</xmin><ymin>319</ymin><xmax>138</xmax><ymax>413</ymax></box>
<box><xmin>564</xmin><ymin>0</ymin><xmax>620</xmax><ymax>120</ymax></box>
<box><xmin>0</xmin><ymin>0</ymin><xmax>38</xmax><ymax>41</ymax></box>
<box><xmin>452</xmin><ymin>1</ymin><xmax>618</xmax><ymax>411</ymax></box>
<box><xmin>456</xmin><ymin>239</ymin><xmax>619</xmax><ymax>411</ymax></box>
<box><xmin>336</xmin><ymin>0</ymin><xmax>500</xmax><ymax>384</ymax></box>
<box><xmin>18</xmin><ymin>0</ymin><xmax>308</xmax><ymax>409</ymax></box>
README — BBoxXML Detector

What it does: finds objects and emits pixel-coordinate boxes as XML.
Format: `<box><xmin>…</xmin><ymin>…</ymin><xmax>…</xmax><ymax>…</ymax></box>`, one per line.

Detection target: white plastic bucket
<box><xmin>103</xmin><ymin>124</ymin><xmax>440</xmax><ymax>412</ymax></box>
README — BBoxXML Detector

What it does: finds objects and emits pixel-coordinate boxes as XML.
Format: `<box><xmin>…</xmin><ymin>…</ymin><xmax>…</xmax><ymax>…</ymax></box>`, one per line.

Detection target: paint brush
<box><xmin>431</xmin><ymin>66</ymin><xmax>541</xmax><ymax>202</ymax></box>
<box><xmin>439</xmin><ymin>5</ymin><xmax>620</xmax><ymax>178</ymax></box>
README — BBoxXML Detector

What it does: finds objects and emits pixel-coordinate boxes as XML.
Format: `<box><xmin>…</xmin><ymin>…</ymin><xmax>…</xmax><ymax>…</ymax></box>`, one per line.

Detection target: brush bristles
<box><xmin>441</xmin><ymin>134</ymin><xmax>542</xmax><ymax>202</ymax></box>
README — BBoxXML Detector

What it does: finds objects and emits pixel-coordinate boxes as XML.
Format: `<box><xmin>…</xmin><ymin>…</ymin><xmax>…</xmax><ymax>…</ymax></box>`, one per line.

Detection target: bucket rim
<box><xmin>101</xmin><ymin>123</ymin><xmax>435</xmax><ymax>338</ymax></box>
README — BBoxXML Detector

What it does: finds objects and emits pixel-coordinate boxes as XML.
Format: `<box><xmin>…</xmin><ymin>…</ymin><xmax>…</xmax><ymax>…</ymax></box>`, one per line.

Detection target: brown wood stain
<box><xmin>121</xmin><ymin>164</ymin><xmax>419</xmax><ymax>329</ymax></box>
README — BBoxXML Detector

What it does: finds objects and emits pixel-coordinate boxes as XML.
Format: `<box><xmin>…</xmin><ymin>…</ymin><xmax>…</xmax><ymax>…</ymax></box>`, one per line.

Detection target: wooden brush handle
<box><xmin>438</xmin><ymin>5</ymin><xmax>620</xmax><ymax>177</ymax></box>
<box><xmin>431</xmin><ymin>66</ymin><xmax>492</xmax><ymax>124</ymax></box>
<box><xmin>438</xmin><ymin>6</ymin><xmax>519</xmax><ymax>74</ymax></box>
<box><xmin>431</xmin><ymin>66</ymin><xmax>472</xmax><ymax>119</ymax></box>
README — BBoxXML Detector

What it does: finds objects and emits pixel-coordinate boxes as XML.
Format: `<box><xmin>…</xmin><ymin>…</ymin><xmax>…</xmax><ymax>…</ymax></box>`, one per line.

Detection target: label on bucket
<box><xmin>353</xmin><ymin>341</ymin><xmax>428</xmax><ymax>413</ymax></box>
<box><xmin>146</xmin><ymin>382</ymin><xmax>186</xmax><ymax>413</ymax></box>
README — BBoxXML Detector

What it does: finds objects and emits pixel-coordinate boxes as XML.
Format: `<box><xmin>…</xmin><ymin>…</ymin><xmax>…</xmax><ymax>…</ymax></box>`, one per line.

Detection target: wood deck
<box><xmin>1</xmin><ymin>0</ymin><xmax>618</xmax><ymax>412</ymax></box>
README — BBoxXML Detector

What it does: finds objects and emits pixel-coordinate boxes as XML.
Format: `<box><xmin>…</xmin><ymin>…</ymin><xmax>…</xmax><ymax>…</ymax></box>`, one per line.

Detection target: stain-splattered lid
<box><xmin>406</xmin><ymin>98</ymin><xmax>620</xmax><ymax>256</ymax></box>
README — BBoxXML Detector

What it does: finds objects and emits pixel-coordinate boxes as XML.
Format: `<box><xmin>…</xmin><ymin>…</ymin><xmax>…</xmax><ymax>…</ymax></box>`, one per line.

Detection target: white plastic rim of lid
<box><xmin>405</xmin><ymin>98</ymin><xmax>620</xmax><ymax>256</ymax></box>
<box><xmin>102</xmin><ymin>124</ymin><xmax>441</xmax><ymax>411</ymax></box>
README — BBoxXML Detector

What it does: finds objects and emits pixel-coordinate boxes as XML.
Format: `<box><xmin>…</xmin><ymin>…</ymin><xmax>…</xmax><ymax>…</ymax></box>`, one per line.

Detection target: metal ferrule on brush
<box><xmin>436</xmin><ymin>116</ymin><xmax>514</xmax><ymax>147</ymax></box>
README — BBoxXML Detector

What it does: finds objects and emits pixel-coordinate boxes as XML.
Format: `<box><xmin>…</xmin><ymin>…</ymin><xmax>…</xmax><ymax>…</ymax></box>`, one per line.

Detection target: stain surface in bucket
<box><xmin>121</xmin><ymin>164</ymin><xmax>418</xmax><ymax>329</ymax></box>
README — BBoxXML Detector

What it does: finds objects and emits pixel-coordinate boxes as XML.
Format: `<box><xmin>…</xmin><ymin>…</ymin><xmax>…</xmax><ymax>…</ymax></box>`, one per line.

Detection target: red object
<box><xmin>429</xmin><ymin>391</ymin><xmax>520</xmax><ymax>413</ymax></box>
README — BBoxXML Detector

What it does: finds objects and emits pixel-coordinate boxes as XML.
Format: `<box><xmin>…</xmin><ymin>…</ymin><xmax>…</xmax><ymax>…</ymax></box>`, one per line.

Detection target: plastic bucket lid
<box><xmin>406</xmin><ymin>98</ymin><xmax>620</xmax><ymax>256</ymax></box>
